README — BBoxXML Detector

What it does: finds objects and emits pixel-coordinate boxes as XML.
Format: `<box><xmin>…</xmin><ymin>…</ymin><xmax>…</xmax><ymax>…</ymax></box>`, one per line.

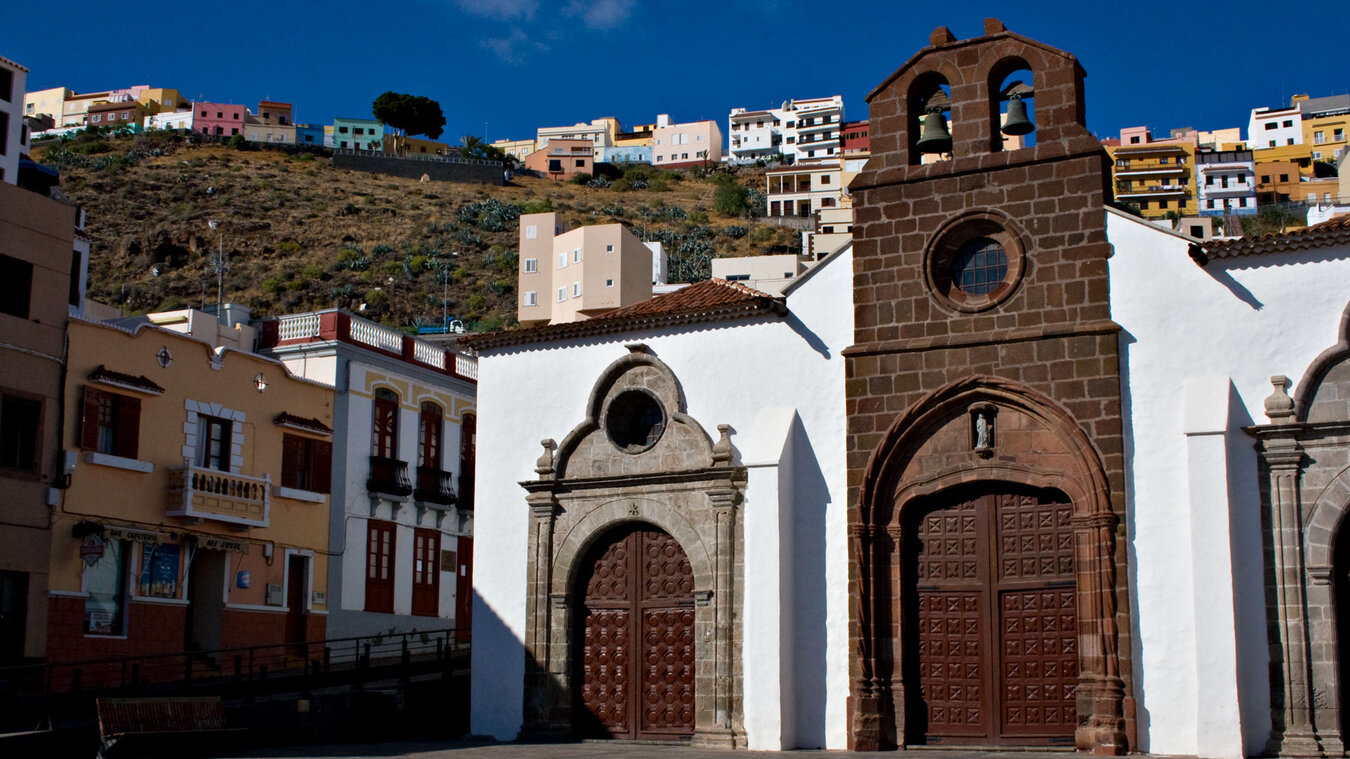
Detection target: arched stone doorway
<box><xmin>519</xmin><ymin>346</ymin><xmax>746</xmax><ymax>747</ymax></box>
<box><xmin>850</xmin><ymin>376</ymin><xmax>1128</xmax><ymax>753</ymax></box>
<box><xmin>572</xmin><ymin>522</ymin><xmax>696</xmax><ymax>740</ymax></box>
<box><xmin>901</xmin><ymin>483</ymin><xmax>1077</xmax><ymax>746</ymax></box>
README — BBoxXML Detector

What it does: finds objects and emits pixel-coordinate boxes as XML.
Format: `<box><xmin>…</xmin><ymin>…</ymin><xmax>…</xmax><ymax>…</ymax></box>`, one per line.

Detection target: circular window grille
<box><xmin>952</xmin><ymin>238</ymin><xmax>1009</xmax><ymax>295</ymax></box>
<box><xmin>606</xmin><ymin>390</ymin><xmax>667</xmax><ymax>454</ymax></box>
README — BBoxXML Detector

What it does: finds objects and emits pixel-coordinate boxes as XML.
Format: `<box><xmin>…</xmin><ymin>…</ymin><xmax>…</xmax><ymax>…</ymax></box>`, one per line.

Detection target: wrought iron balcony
<box><xmin>414</xmin><ymin>466</ymin><xmax>457</xmax><ymax>507</ymax></box>
<box><xmin>367</xmin><ymin>456</ymin><xmax>413</xmax><ymax>498</ymax></box>
<box><xmin>167</xmin><ymin>466</ymin><xmax>270</xmax><ymax>527</ymax></box>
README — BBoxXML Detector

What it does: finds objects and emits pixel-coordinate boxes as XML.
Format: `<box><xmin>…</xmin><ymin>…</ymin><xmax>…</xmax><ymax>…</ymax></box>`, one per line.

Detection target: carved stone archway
<box><xmin>1254</xmin><ymin>299</ymin><xmax>1350</xmax><ymax>757</ymax></box>
<box><xmin>519</xmin><ymin>346</ymin><xmax>746</xmax><ymax>747</ymax></box>
<box><xmin>850</xmin><ymin>375</ymin><xmax>1128</xmax><ymax>754</ymax></box>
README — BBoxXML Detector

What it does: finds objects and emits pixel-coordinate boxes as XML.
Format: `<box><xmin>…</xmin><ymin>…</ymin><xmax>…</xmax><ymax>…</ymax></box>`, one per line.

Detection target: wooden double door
<box><xmin>905</xmin><ymin>486</ymin><xmax>1079</xmax><ymax>746</ymax></box>
<box><xmin>574</xmin><ymin>524</ymin><xmax>695</xmax><ymax>740</ymax></box>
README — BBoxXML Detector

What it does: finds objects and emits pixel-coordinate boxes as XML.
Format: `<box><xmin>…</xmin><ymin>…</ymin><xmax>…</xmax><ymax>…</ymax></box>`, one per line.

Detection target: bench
<box><xmin>96</xmin><ymin>697</ymin><xmax>244</xmax><ymax>758</ymax></box>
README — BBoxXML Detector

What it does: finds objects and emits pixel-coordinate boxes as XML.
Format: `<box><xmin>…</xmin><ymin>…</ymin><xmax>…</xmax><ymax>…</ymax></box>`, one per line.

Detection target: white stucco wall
<box><xmin>471</xmin><ymin>248</ymin><xmax>853</xmax><ymax>748</ymax></box>
<box><xmin>1109</xmin><ymin>209</ymin><xmax>1350</xmax><ymax>757</ymax></box>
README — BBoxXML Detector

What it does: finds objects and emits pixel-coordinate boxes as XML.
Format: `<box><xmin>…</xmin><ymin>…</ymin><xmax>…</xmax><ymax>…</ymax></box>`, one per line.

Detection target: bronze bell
<box><xmin>917</xmin><ymin>105</ymin><xmax>952</xmax><ymax>154</ymax></box>
<box><xmin>1002</xmin><ymin>93</ymin><xmax>1034</xmax><ymax>136</ymax></box>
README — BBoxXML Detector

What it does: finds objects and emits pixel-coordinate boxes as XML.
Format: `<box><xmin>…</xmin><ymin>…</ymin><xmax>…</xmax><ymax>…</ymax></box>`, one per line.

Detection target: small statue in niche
<box><xmin>971</xmin><ymin>404</ymin><xmax>996</xmax><ymax>457</ymax></box>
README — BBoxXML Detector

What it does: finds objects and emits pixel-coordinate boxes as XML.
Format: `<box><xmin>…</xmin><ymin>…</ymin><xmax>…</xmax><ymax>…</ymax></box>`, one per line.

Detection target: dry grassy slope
<box><xmin>38</xmin><ymin>134</ymin><xmax>798</xmax><ymax>330</ymax></box>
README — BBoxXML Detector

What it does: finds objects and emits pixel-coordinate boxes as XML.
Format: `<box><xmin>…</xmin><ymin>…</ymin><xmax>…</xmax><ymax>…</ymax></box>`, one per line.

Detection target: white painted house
<box><xmin>258</xmin><ymin>309</ymin><xmax>478</xmax><ymax>638</ymax></box>
<box><xmin>466</xmin><ymin>252</ymin><xmax>853</xmax><ymax>750</ymax></box>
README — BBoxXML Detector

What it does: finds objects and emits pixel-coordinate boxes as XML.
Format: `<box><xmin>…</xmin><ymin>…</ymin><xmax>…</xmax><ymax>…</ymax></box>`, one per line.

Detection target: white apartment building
<box><xmin>1248</xmin><ymin>105</ymin><xmax>1302</xmax><ymax>149</ymax></box>
<box><xmin>728</xmin><ymin>95</ymin><xmax>844</xmax><ymax>165</ymax></box>
<box><xmin>0</xmin><ymin>56</ymin><xmax>29</xmax><ymax>184</ymax></box>
<box><xmin>1196</xmin><ymin>149</ymin><xmax>1258</xmax><ymax>217</ymax></box>
<box><xmin>516</xmin><ymin>213</ymin><xmax>655</xmax><ymax>327</ymax></box>
<box><xmin>145</xmin><ymin>110</ymin><xmax>194</xmax><ymax>131</ymax></box>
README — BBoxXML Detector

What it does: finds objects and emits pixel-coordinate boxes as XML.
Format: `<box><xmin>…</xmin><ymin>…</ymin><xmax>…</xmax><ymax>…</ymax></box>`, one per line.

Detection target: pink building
<box><xmin>194</xmin><ymin>102</ymin><xmax>246</xmax><ymax>137</ymax></box>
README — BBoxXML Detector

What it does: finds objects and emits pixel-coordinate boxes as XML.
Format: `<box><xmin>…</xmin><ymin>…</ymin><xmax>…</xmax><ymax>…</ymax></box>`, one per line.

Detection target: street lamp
<box><xmin>207</xmin><ymin>219</ymin><xmax>227</xmax><ymax>313</ymax></box>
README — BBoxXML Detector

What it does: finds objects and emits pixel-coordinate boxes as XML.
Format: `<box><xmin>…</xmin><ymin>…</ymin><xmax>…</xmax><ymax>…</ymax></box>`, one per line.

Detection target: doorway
<box><xmin>572</xmin><ymin>523</ymin><xmax>695</xmax><ymax>740</ymax></box>
<box><xmin>903</xmin><ymin>485</ymin><xmax>1078</xmax><ymax>746</ymax></box>
<box><xmin>185</xmin><ymin>549</ymin><xmax>226</xmax><ymax>652</ymax></box>
<box><xmin>0</xmin><ymin>571</ymin><xmax>27</xmax><ymax>665</ymax></box>
<box><xmin>285</xmin><ymin>555</ymin><xmax>308</xmax><ymax>653</ymax></box>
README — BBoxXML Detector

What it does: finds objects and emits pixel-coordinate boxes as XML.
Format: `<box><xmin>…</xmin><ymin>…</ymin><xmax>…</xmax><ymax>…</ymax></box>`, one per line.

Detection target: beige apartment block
<box><xmin>536</xmin><ymin>117</ymin><xmax>621</xmax><ymax>156</ymax></box>
<box><xmin>0</xmin><ymin>180</ymin><xmax>79</xmax><ymax>663</ymax></box>
<box><xmin>710</xmin><ymin>254</ymin><xmax>806</xmax><ymax>296</ymax></box>
<box><xmin>652</xmin><ymin>115</ymin><xmax>723</xmax><ymax>168</ymax></box>
<box><xmin>517</xmin><ymin>213</ymin><xmax>653</xmax><ymax>327</ymax></box>
<box><xmin>523</xmin><ymin>139</ymin><xmax>594</xmax><ymax>180</ymax></box>
<box><xmin>491</xmin><ymin>137</ymin><xmax>537</xmax><ymax>161</ymax></box>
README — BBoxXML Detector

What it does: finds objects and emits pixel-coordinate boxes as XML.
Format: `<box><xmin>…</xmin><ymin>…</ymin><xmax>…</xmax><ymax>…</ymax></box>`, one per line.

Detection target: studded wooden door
<box><xmin>906</xmin><ymin>486</ymin><xmax>1077</xmax><ymax>746</ymax></box>
<box><xmin>575</xmin><ymin>524</ymin><xmax>695</xmax><ymax>740</ymax></box>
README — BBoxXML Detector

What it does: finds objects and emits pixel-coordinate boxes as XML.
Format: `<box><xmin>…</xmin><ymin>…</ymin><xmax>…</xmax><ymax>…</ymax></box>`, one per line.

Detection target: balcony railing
<box><xmin>414</xmin><ymin>466</ymin><xmax>457</xmax><ymax>507</ymax></box>
<box><xmin>167</xmin><ymin>466</ymin><xmax>270</xmax><ymax>527</ymax></box>
<box><xmin>368</xmin><ymin>456</ymin><xmax>413</xmax><ymax>498</ymax></box>
<box><xmin>1116</xmin><ymin>183</ymin><xmax>1187</xmax><ymax>197</ymax></box>
<box><xmin>260</xmin><ymin>310</ymin><xmax>477</xmax><ymax>384</ymax></box>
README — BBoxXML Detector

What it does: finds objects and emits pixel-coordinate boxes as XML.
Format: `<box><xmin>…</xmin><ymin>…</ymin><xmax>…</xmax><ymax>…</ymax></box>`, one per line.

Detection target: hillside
<box><xmin>33</xmin><ymin>130</ymin><xmax>799</xmax><ymax>331</ymax></box>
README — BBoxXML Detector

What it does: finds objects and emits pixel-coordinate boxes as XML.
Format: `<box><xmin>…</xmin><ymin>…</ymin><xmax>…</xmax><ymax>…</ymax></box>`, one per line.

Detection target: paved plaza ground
<box><xmin>227</xmin><ymin>738</ymin><xmax>1082</xmax><ymax>759</ymax></box>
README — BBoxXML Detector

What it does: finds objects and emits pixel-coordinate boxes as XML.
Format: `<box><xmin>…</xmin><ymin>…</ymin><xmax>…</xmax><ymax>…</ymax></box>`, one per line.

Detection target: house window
<box><xmin>0</xmin><ymin>254</ymin><xmax>33</xmax><ymax>318</ymax></box>
<box><xmin>0</xmin><ymin>393</ymin><xmax>40</xmax><ymax>473</ymax></box>
<box><xmin>1283</xmin><ymin>120</ymin><xmax>1293</xmax><ymax>128</ymax></box>
<box><xmin>575</xmin><ymin>159</ymin><xmax>585</xmax><ymax>167</ymax></box>
<box><xmin>1280</xmin><ymin>174</ymin><xmax>1289</xmax><ymax>182</ymax></box>
<box><xmin>548</xmin><ymin>159</ymin><xmax>562</xmax><ymax>172</ymax></box>
<box><xmin>573</xmin><ymin>282</ymin><xmax>581</xmax><ymax>297</ymax></box>
<box><xmin>372</xmin><ymin>389</ymin><xmax>399</xmax><ymax>460</ymax></box>
<box><xmin>558</xmin><ymin>253</ymin><xmax>567</xmax><ymax>269</ymax></box>
<box><xmin>1335</xmin><ymin>128</ymin><xmax>1345</xmax><ymax>141</ymax></box>
<box><xmin>365</xmin><ymin>520</ymin><xmax>395</xmax><ymax>613</ymax></box>
<box><xmin>605</xmin><ymin>244</ymin><xmax>614</xmax><ymax>252</ymax></box>
<box><xmin>524</xmin><ymin>291</ymin><xmax>537</xmax><ymax>307</ymax></box>
<box><xmin>524</xmin><ymin>258</ymin><xmax>538</xmax><ymax>273</ymax></box>
<box><xmin>198</xmin><ymin>415</ymin><xmax>231</xmax><ymax>471</ymax></box>
<box><xmin>84</xmin><ymin>538</ymin><xmax>129</xmax><ymax>635</ymax></box>
<box><xmin>91</xmin><ymin>114</ymin><xmax>101</xmax><ymax>123</ymax></box>
<box><xmin>1315</xmin><ymin>131</ymin><xmax>1326</xmax><ymax>144</ymax></box>
<box><xmin>1261</xmin><ymin>175</ymin><xmax>1270</xmax><ymax>183</ymax></box>
<box><xmin>1264</xmin><ymin>122</ymin><xmax>1277</xmax><ymax>130</ymax></box>
<box><xmin>0</xmin><ymin>68</ymin><xmax>10</xmax><ymax>102</ymax></box>
<box><xmin>412</xmin><ymin>528</ymin><xmax>440</xmax><ymax>617</ymax></box>
<box><xmin>605</xmin><ymin>279</ymin><xmax>614</xmax><ymax>287</ymax></box>
<box><xmin>573</xmin><ymin>248</ymin><xmax>582</xmax><ymax>263</ymax></box>
<box><xmin>822</xmin><ymin>175</ymin><xmax>831</xmax><ymax>185</ymax></box>
<box><xmin>81</xmin><ymin>387</ymin><xmax>139</xmax><ymax>459</ymax></box>
<box><xmin>418</xmin><ymin>402</ymin><xmax>443</xmax><ymax>470</ymax></box>
<box><xmin>281</xmin><ymin>434</ymin><xmax>332</xmax><ymax>493</ymax></box>
<box><xmin>1313</xmin><ymin>151</ymin><xmax>1322</xmax><ymax>160</ymax></box>
<box><xmin>232</xmin><ymin>113</ymin><xmax>239</xmax><ymax>119</ymax></box>
<box><xmin>1287</xmin><ymin>138</ymin><xmax>1295</xmax><ymax>146</ymax></box>
<box><xmin>557</xmin><ymin>287</ymin><xmax>566</xmax><ymax>302</ymax></box>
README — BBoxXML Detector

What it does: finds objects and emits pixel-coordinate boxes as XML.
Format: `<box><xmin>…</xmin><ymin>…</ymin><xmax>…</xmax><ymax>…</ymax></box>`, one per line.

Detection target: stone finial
<box><xmin>929</xmin><ymin>27</ymin><xmax>956</xmax><ymax>46</ymax></box>
<box><xmin>1264</xmin><ymin>376</ymin><xmax>1296</xmax><ymax>423</ymax></box>
<box><xmin>535</xmin><ymin>439</ymin><xmax>556</xmax><ymax>477</ymax></box>
<box><xmin>983</xmin><ymin>18</ymin><xmax>1006</xmax><ymax>34</ymax></box>
<box><xmin>711</xmin><ymin>424</ymin><xmax>734</xmax><ymax>466</ymax></box>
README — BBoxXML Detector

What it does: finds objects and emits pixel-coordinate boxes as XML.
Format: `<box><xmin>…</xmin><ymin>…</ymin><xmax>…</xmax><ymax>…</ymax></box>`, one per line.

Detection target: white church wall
<box><xmin>1108</xmin><ymin>209</ymin><xmax>1350</xmax><ymax>757</ymax></box>
<box><xmin>471</xmin><ymin>248</ymin><xmax>853</xmax><ymax>747</ymax></box>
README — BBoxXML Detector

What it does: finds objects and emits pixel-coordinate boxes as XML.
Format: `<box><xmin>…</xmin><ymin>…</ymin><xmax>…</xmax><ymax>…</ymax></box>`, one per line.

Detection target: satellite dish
<box><xmin>208</xmin><ymin>219</ymin><xmax>219</xmax><ymax>231</ymax></box>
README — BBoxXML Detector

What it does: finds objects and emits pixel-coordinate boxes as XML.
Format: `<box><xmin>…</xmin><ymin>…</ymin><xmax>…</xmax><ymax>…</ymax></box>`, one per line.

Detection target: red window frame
<box><xmin>365</xmin><ymin>520</ymin><xmax>395</xmax><ymax>613</ymax></box>
<box><xmin>372</xmin><ymin>389</ymin><xmax>399</xmax><ymax>459</ymax></box>
<box><xmin>412</xmin><ymin>528</ymin><xmax>440</xmax><ymax>617</ymax></box>
<box><xmin>418</xmin><ymin>402</ymin><xmax>442</xmax><ymax>470</ymax></box>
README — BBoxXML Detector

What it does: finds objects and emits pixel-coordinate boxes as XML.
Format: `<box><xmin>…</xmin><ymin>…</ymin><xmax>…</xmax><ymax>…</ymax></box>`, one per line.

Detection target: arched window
<box><xmin>989</xmin><ymin>60</ymin><xmax>1036</xmax><ymax>151</ymax></box>
<box><xmin>372</xmin><ymin>388</ymin><xmax>399</xmax><ymax>460</ymax></box>
<box><xmin>908</xmin><ymin>73</ymin><xmax>952</xmax><ymax>165</ymax></box>
<box><xmin>418</xmin><ymin>401</ymin><xmax>443</xmax><ymax>470</ymax></box>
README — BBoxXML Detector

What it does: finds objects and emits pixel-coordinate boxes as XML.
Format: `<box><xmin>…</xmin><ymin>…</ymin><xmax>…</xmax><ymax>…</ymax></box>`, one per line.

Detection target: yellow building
<box><xmin>490</xmin><ymin>138</ymin><xmax>537</xmax><ymax>161</ymax></box>
<box><xmin>45</xmin><ymin>311</ymin><xmax>335</xmax><ymax>674</ymax></box>
<box><xmin>1107</xmin><ymin>137</ymin><xmax>1198</xmax><ymax>218</ymax></box>
<box><xmin>136</xmin><ymin>88</ymin><xmax>186</xmax><ymax>115</ymax></box>
<box><xmin>23</xmin><ymin>86</ymin><xmax>71</xmax><ymax>122</ymax></box>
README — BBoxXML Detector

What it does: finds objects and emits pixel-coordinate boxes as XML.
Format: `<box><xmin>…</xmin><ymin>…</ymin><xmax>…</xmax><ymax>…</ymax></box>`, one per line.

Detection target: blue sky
<box><xmin>4</xmin><ymin>1</ymin><xmax>1345</xmax><ymax>145</ymax></box>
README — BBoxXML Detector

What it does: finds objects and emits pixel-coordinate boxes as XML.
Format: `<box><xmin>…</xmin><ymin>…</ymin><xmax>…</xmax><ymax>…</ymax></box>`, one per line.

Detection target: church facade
<box><xmin>467</xmin><ymin>18</ymin><xmax>1350</xmax><ymax>758</ymax></box>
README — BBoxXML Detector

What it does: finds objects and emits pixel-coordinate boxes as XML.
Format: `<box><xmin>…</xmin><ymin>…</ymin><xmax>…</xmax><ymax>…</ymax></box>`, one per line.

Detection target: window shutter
<box><xmin>281</xmin><ymin>434</ymin><xmax>300</xmax><ymax>489</ymax></box>
<box><xmin>117</xmin><ymin>395</ymin><xmax>140</xmax><ymax>459</ymax></box>
<box><xmin>313</xmin><ymin>440</ymin><xmax>333</xmax><ymax>495</ymax></box>
<box><xmin>81</xmin><ymin>386</ymin><xmax>102</xmax><ymax>450</ymax></box>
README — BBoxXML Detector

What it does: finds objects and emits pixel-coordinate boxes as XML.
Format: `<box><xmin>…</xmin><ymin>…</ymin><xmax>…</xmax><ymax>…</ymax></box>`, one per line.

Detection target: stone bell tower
<box><xmin>844</xmin><ymin>19</ymin><xmax>1131</xmax><ymax>754</ymax></box>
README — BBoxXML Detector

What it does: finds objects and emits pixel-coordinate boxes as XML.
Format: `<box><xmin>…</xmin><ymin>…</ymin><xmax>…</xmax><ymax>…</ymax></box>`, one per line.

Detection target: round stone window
<box><xmin>606</xmin><ymin>390</ymin><xmax>666</xmax><ymax>454</ymax></box>
<box><xmin>924</xmin><ymin>213</ymin><xmax>1027</xmax><ymax>313</ymax></box>
<box><xmin>952</xmin><ymin>237</ymin><xmax>1009</xmax><ymax>295</ymax></box>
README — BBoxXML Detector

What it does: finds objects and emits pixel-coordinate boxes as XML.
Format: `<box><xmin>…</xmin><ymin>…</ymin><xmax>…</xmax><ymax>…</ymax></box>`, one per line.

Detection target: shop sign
<box><xmin>105</xmin><ymin>526</ymin><xmax>159</xmax><ymax>543</ymax></box>
<box><xmin>202</xmin><ymin>537</ymin><xmax>248</xmax><ymax>554</ymax></box>
<box><xmin>80</xmin><ymin>534</ymin><xmax>105</xmax><ymax>566</ymax></box>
